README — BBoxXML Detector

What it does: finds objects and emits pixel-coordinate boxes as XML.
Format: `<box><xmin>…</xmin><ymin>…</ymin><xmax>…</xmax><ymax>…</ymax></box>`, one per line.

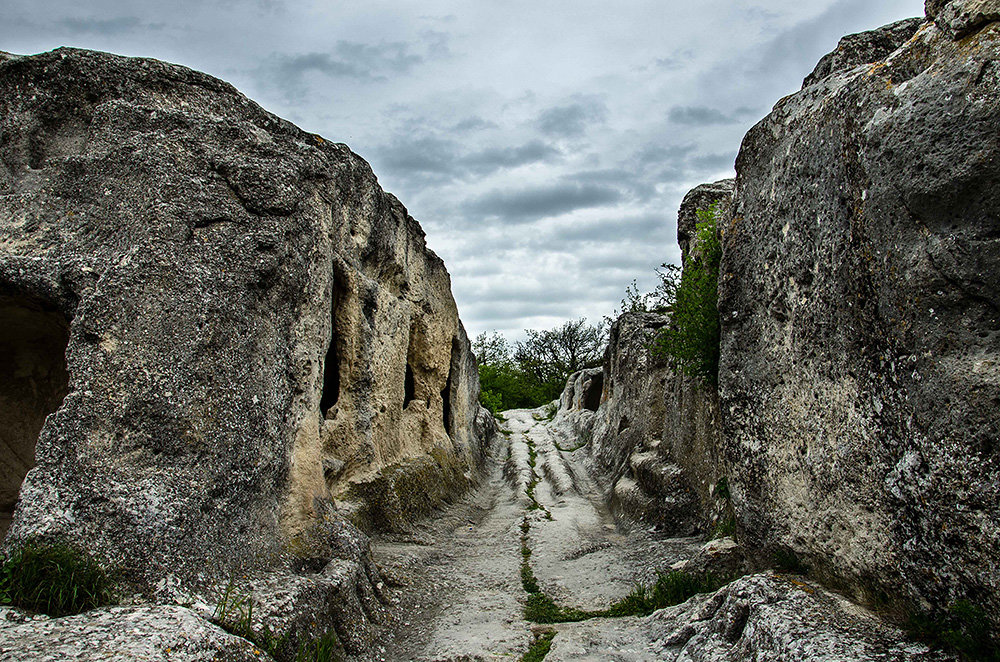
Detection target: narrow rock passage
<box><xmin>351</xmin><ymin>406</ymin><xmax>701</xmax><ymax>662</ymax></box>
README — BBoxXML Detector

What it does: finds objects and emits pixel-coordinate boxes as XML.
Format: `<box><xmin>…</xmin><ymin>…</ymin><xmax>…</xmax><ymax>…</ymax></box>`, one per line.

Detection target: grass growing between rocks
<box><xmin>519</xmin><ymin>510</ymin><xmax>722</xmax><ymax>625</ymax></box>
<box><xmin>0</xmin><ymin>538</ymin><xmax>113</xmax><ymax>617</ymax></box>
<box><xmin>520</xmin><ymin>629</ymin><xmax>556</xmax><ymax>662</ymax></box>
<box><xmin>523</xmin><ymin>437</ymin><xmax>552</xmax><ymax>520</ymax></box>
<box><xmin>907</xmin><ymin>600</ymin><xmax>1000</xmax><ymax>661</ymax></box>
<box><xmin>601</xmin><ymin>571</ymin><xmax>724</xmax><ymax>618</ymax></box>
<box><xmin>213</xmin><ymin>578</ymin><xmax>343</xmax><ymax>662</ymax></box>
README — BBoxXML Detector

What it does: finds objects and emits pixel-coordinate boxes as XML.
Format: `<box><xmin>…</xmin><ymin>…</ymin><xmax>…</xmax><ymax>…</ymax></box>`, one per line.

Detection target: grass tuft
<box><xmin>524</xmin><ymin>592</ymin><xmax>591</xmax><ymax>624</ymax></box>
<box><xmin>908</xmin><ymin>600</ymin><xmax>1000</xmax><ymax>661</ymax></box>
<box><xmin>521</xmin><ymin>630</ymin><xmax>556</xmax><ymax>662</ymax></box>
<box><xmin>213</xmin><ymin>577</ymin><xmax>343</xmax><ymax>662</ymax></box>
<box><xmin>602</xmin><ymin>571</ymin><xmax>720</xmax><ymax>618</ymax></box>
<box><xmin>0</xmin><ymin>538</ymin><xmax>113</xmax><ymax>617</ymax></box>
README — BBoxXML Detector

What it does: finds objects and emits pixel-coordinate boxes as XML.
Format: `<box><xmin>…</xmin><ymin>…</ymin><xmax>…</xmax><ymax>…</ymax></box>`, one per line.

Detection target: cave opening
<box><xmin>404</xmin><ymin>363</ymin><xmax>415</xmax><ymax>408</ymax></box>
<box><xmin>442</xmin><ymin>336</ymin><xmax>461</xmax><ymax>437</ymax></box>
<box><xmin>0</xmin><ymin>295</ymin><xmax>70</xmax><ymax>539</ymax></box>
<box><xmin>583</xmin><ymin>372</ymin><xmax>603</xmax><ymax>412</ymax></box>
<box><xmin>319</xmin><ymin>274</ymin><xmax>348</xmax><ymax>417</ymax></box>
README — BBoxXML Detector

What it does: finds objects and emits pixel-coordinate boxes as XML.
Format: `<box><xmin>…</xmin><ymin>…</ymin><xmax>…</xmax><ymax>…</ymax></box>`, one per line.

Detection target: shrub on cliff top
<box><xmin>0</xmin><ymin>538</ymin><xmax>113</xmax><ymax>616</ymax></box>
<box><xmin>651</xmin><ymin>204</ymin><xmax>722</xmax><ymax>384</ymax></box>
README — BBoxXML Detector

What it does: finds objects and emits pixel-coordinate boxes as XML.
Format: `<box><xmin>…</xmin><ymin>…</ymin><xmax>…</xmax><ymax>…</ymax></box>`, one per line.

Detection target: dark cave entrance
<box><xmin>583</xmin><ymin>372</ymin><xmax>603</xmax><ymax>412</ymax></box>
<box><xmin>442</xmin><ymin>336</ymin><xmax>461</xmax><ymax>437</ymax></box>
<box><xmin>320</xmin><ymin>274</ymin><xmax>348</xmax><ymax>418</ymax></box>
<box><xmin>0</xmin><ymin>295</ymin><xmax>70</xmax><ymax>539</ymax></box>
<box><xmin>404</xmin><ymin>363</ymin><xmax>416</xmax><ymax>408</ymax></box>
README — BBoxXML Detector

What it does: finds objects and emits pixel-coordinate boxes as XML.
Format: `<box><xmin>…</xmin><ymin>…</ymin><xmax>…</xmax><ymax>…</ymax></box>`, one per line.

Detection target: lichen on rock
<box><xmin>0</xmin><ymin>45</ymin><xmax>493</xmax><ymax>652</ymax></box>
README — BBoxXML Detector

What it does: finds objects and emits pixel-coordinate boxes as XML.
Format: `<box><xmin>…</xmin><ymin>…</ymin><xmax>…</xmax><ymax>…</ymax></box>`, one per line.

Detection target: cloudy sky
<box><xmin>3</xmin><ymin>0</ymin><xmax>925</xmax><ymax>339</ymax></box>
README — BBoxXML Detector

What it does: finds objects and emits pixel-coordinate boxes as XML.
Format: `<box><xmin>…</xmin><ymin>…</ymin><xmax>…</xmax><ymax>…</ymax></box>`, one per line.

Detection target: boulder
<box><xmin>802</xmin><ymin>18</ymin><xmax>924</xmax><ymax>88</ymax></box>
<box><xmin>545</xmin><ymin>573</ymin><xmax>951</xmax><ymax>661</ymax></box>
<box><xmin>0</xmin><ymin>46</ymin><xmax>492</xmax><ymax>615</ymax></box>
<box><xmin>0</xmin><ymin>605</ymin><xmax>272</xmax><ymax>661</ymax></box>
<box><xmin>720</xmin><ymin>3</ymin><xmax>1000</xmax><ymax>626</ymax></box>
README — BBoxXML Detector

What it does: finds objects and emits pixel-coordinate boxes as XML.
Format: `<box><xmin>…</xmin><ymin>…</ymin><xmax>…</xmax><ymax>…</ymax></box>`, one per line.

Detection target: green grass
<box><xmin>0</xmin><ymin>538</ymin><xmax>113</xmax><ymax>617</ymax></box>
<box><xmin>214</xmin><ymin>578</ymin><xmax>343</xmax><ymax>662</ymax></box>
<box><xmin>908</xmin><ymin>600</ymin><xmax>1000</xmax><ymax>661</ymax></box>
<box><xmin>521</xmin><ymin>630</ymin><xmax>556</xmax><ymax>662</ymax></box>
<box><xmin>520</xmin><ymin>566</ymin><xmax>724</xmax><ymax>624</ymax></box>
<box><xmin>524</xmin><ymin>592</ymin><xmax>591</xmax><ymax>623</ymax></box>
<box><xmin>601</xmin><ymin>571</ymin><xmax>721</xmax><ymax>618</ymax></box>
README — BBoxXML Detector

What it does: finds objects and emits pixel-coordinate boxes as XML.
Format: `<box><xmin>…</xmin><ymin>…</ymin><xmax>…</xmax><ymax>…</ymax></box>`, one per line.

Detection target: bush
<box><xmin>479</xmin><ymin>388</ymin><xmax>504</xmax><ymax>416</ymax></box>
<box><xmin>0</xmin><ymin>538</ymin><xmax>113</xmax><ymax>616</ymax></box>
<box><xmin>650</xmin><ymin>204</ymin><xmax>722</xmax><ymax>384</ymax></box>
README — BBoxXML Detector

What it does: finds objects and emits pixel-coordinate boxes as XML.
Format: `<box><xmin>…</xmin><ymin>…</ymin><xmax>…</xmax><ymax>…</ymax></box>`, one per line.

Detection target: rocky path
<box><xmin>350</xmin><ymin>407</ymin><xmax>701</xmax><ymax>662</ymax></box>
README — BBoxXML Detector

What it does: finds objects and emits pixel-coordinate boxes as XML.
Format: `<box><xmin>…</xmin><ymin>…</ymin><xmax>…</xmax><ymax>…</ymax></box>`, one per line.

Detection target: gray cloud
<box><xmin>462</xmin><ymin>141</ymin><xmax>561</xmax><ymax>174</ymax></box>
<box><xmin>56</xmin><ymin>17</ymin><xmax>159</xmax><ymax>34</ymax></box>
<box><xmin>375</xmin><ymin>135</ymin><xmax>561</xmax><ymax>189</ymax></box>
<box><xmin>690</xmin><ymin>152</ymin><xmax>736</xmax><ymax>170</ymax></box>
<box><xmin>547</xmin><ymin>214</ymin><xmax>669</xmax><ymax>244</ymax></box>
<box><xmin>536</xmin><ymin>98</ymin><xmax>608</xmax><ymax>137</ymax></box>
<box><xmin>253</xmin><ymin>37</ymin><xmax>436</xmax><ymax>99</ymax></box>
<box><xmin>668</xmin><ymin>105</ymin><xmax>737</xmax><ymax>125</ymax></box>
<box><xmin>272</xmin><ymin>41</ymin><xmax>422</xmax><ymax>82</ymax></box>
<box><xmin>451</xmin><ymin>116</ymin><xmax>498</xmax><ymax>132</ymax></box>
<box><xmin>462</xmin><ymin>183</ymin><xmax>622</xmax><ymax>223</ymax></box>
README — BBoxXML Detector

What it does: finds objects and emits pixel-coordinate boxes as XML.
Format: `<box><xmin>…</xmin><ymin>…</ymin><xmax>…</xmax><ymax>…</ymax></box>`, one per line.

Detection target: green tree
<box><xmin>473</xmin><ymin>318</ymin><xmax>607</xmax><ymax>414</ymax></box>
<box><xmin>651</xmin><ymin>204</ymin><xmax>722</xmax><ymax>384</ymax></box>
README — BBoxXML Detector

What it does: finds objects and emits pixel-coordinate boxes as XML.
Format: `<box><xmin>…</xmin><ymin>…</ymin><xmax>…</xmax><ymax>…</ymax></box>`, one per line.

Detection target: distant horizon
<box><xmin>2</xmin><ymin>0</ymin><xmax>925</xmax><ymax>340</ymax></box>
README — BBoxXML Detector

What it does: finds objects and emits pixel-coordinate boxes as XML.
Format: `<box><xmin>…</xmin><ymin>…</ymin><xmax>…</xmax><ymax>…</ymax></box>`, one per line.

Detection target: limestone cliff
<box><xmin>555</xmin><ymin>183</ymin><xmax>734</xmax><ymax>535</ymax></box>
<box><xmin>570</xmin><ymin>0</ymin><xmax>999</xmax><ymax>637</ymax></box>
<box><xmin>0</xmin><ymin>46</ymin><xmax>492</xmax><ymax>621</ymax></box>
<box><xmin>721</xmin><ymin>0</ymin><xmax>1000</xmax><ymax>623</ymax></box>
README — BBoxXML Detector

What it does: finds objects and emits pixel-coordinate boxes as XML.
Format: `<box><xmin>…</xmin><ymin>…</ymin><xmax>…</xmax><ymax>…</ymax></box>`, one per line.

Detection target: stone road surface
<box><xmin>349</xmin><ymin>406</ymin><xmax>701</xmax><ymax>662</ymax></box>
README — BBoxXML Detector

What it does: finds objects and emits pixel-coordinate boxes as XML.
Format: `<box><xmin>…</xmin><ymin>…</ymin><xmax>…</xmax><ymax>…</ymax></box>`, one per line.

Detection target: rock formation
<box><xmin>560</xmin><ymin>0</ymin><xmax>1000</xmax><ymax>641</ymax></box>
<box><xmin>720</xmin><ymin>0</ymin><xmax>1000</xmax><ymax>625</ymax></box>
<box><xmin>0</xmin><ymin>46</ymin><xmax>492</xmax><ymax>652</ymax></box>
<box><xmin>555</xmin><ymin>182</ymin><xmax>735</xmax><ymax>535</ymax></box>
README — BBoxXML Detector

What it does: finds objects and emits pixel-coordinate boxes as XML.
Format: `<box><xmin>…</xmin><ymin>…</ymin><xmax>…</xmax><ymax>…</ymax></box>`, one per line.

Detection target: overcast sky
<box><xmin>3</xmin><ymin>0</ymin><xmax>925</xmax><ymax>339</ymax></box>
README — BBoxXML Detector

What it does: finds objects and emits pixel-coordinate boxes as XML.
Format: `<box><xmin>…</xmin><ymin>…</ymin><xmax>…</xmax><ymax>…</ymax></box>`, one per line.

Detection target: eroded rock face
<box><xmin>0</xmin><ymin>46</ymin><xmax>491</xmax><ymax>608</ymax></box>
<box><xmin>721</xmin><ymin>3</ymin><xmax>1000</xmax><ymax>625</ymax></box>
<box><xmin>555</xmin><ymin>179</ymin><xmax>734</xmax><ymax>535</ymax></box>
<box><xmin>546</xmin><ymin>573</ymin><xmax>951</xmax><ymax>661</ymax></box>
<box><xmin>556</xmin><ymin>311</ymin><xmax>725</xmax><ymax>534</ymax></box>
<box><xmin>0</xmin><ymin>605</ymin><xmax>270</xmax><ymax>662</ymax></box>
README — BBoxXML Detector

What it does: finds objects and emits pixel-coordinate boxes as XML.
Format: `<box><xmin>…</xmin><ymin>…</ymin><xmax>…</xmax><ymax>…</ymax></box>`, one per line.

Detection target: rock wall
<box><xmin>720</xmin><ymin>0</ymin><xmax>999</xmax><ymax>623</ymax></box>
<box><xmin>555</xmin><ymin>182</ymin><xmax>735</xmax><ymax>535</ymax></box>
<box><xmin>0</xmin><ymin>46</ymin><xmax>492</xmax><ymax>606</ymax></box>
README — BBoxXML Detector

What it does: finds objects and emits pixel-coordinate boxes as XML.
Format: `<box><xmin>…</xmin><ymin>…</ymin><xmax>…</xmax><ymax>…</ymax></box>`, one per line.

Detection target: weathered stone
<box><xmin>671</xmin><ymin>537</ymin><xmax>749</xmax><ymax>581</ymax></box>
<box><xmin>802</xmin><ymin>18</ymin><xmax>924</xmax><ymax>88</ymax></box>
<box><xmin>677</xmin><ymin>180</ymin><xmax>734</xmax><ymax>260</ymax></box>
<box><xmin>556</xmin><ymin>311</ymin><xmax>725</xmax><ymax>535</ymax></box>
<box><xmin>545</xmin><ymin>573</ymin><xmax>952</xmax><ymax>661</ymax></box>
<box><xmin>0</xmin><ymin>605</ymin><xmax>271</xmax><ymax>661</ymax></box>
<box><xmin>720</xmin><ymin>9</ymin><xmax>1000</xmax><ymax>628</ymax></box>
<box><xmin>927</xmin><ymin>0</ymin><xmax>1000</xmax><ymax>38</ymax></box>
<box><xmin>0</xmin><ymin>44</ymin><xmax>491</xmax><ymax>627</ymax></box>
